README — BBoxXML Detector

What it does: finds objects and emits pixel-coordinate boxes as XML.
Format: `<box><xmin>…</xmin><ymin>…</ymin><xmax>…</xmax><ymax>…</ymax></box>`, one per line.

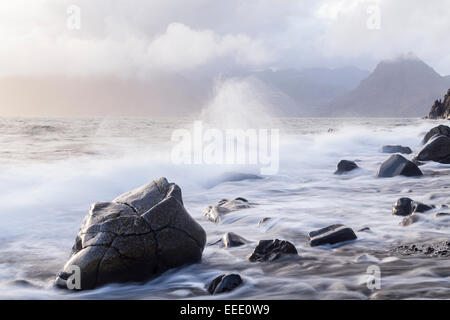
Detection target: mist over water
<box><xmin>200</xmin><ymin>77</ymin><xmax>284</xmax><ymax>129</ymax></box>
<box><xmin>1</xmin><ymin>115</ymin><xmax>450</xmax><ymax>299</ymax></box>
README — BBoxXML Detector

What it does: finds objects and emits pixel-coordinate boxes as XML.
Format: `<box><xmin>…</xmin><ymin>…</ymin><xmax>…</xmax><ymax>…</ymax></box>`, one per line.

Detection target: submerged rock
<box><xmin>416</xmin><ymin>135</ymin><xmax>450</xmax><ymax>164</ymax></box>
<box><xmin>202</xmin><ymin>198</ymin><xmax>251</xmax><ymax>223</ymax></box>
<box><xmin>204</xmin><ymin>172</ymin><xmax>262</xmax><ymax>188</ymax></box>
<box><xmin>258</xmin><ymin>217</ymin><xmax>271</xmax><ymax>228</ymax></box>
<box><xmin>377</xmin><ymin>154</ymin><xmax>422</xmax><ymax>177</ymax></box>
<box><xmin>422</xmin><ymin>125</ymin><xmax>450</xmax><ymax>144</ymax></box>
<box><xmin>334</xmin><ymin>160</ymin><xmax>359</xmax><ymax>175</ymax></box>
<box><xmin>399</xmin><ymin>214</ymin><xmax>420</xmax><ymax>226</ymax></box>
<box><xmin>221</xmin><ymin>232</ymin><xmax>249</xmax><ymax>248</ymax></box>
<box><xmin>392</xmin><ymin>197</ymin><xmax>433</xmax><ymax>216</ymax></box>
<box><xmin>434</xmin><ymin>212</ymin><xmax>450</xmax><ymax>218</ymax></box>
<box><xmin>55</xmin><ymin>178</ymin><xmax>206</xmax><ymax>290</ymax></box>
<box><xmin>207</xmin><ymin>274</ymin><xmax>243</xmax><ymax>295</ymax></box>
<box><xmin>309</xmin><ymin>224</ymin><xmax>357</xmax><ymax>247</ymax></box>
<box><xmin>427</xmin><ymin>89</ymin><xmax>450</xmax><ymax>120</ymax></box>
<box><xmin>380</xmin><ymin>145</ymin><xmax>412</xmax><ymax>154</ymax></box>
<box><xmin>248</xmin><ymin>239</ymin><xmax>298</xmax><ymax>262</ymax></box>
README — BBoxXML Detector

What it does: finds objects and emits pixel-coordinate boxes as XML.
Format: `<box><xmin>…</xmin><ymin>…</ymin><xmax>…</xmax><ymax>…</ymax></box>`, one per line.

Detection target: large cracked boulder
<box><xmin>55</xmin><ymin>178</ymin><xmax>206</xmax><ymax>290</ymax></box>
<box><xmin>377</xmin><ymin>154</ymin><xmax>422</xmax><ymax>177</ymax></box>
<box><xmin>416</xmin><ymin>135</ymin><xmax>450</xmax><ymax>164</ymax></box>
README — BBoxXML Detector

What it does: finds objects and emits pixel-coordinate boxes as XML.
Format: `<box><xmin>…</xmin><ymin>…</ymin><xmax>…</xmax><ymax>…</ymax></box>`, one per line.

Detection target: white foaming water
<box><xmin>200</xmin><ymin>77</ymin><xmax>282</xmax><ymax>129</ymax></box>
<box><xmin>1</xmin><ymin>116</ymin><xmax>450</xmax><ymax>299</ymax></box>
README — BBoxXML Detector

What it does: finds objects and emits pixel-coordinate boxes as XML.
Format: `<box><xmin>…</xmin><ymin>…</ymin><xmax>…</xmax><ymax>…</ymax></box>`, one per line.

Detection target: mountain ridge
<box><xmin>325</xmin><ymin>58</ymin><xmax>450</xmax><ymax>117</ymax></box>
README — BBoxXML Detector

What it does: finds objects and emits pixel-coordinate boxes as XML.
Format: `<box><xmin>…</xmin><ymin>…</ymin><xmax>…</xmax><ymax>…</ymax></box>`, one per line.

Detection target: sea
<box><xmin>1</xmin><ymin>116</ymin><xmax>450</xmax><ymax>299</ymax></box>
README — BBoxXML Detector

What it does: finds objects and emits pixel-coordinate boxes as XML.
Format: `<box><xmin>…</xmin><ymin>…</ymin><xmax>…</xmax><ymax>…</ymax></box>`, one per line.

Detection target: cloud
<box><xmin>0</xmin><ymin>22</ymin><xmax>272</xmax><ymax>77</ymax></box>
<box><xmin>313</xmin><ymin>0</ymin><xmax>450</xmax><ymax>74</ymax></box>
<box><xmin>0</xmin><ymin>0</ymin><xmax>450</xmax><ymax>77</ymax></box>
<box><xmin>0</xmin><ymin>1</ymin><xmax>273</xmax><ymax>77</ymax></box>
<box><xmin>146</xmin><ymin>23</ymin><xmax>273</xmax><ymax>72</ymax></box>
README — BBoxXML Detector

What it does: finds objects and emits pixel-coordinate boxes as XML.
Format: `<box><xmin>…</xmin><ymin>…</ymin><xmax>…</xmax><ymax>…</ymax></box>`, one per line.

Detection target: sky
<box><xmin>0</xmin><ymin>0</ymin><xmax>450</xmax><ymax>116</ymax></box>
<box><xmin>1</xmin><ymin>0</ymin><xmax>450</xmax><ymax>77</ymax></box>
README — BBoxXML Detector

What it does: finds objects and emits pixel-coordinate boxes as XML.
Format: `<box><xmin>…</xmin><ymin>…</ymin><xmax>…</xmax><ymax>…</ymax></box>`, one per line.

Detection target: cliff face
<box><xmin>428</xmin><ymin>89</ymin><xmax>450</xmax><ymax>119</ymax></box>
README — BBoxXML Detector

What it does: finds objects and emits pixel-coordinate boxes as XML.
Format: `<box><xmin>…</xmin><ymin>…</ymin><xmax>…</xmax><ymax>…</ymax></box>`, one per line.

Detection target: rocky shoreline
<box><xmin>53</xmin><ymin>122</ymin><xmax>450</xmax><ymax>297</ymax></box>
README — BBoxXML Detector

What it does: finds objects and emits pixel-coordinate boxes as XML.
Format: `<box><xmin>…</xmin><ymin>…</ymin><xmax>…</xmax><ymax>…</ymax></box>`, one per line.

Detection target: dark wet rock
<box><xmin>207</xmin><ymin>273</ymin><xmax>243</xmax><ymax>295</ymax></box>
<box><xmin>392</xmin><ymin>197</ymin><xmax>433</xmax><ymax>216</ymax></box>
<box><xmin>221</xmin><ymin>232</ymin><xmax>248</xmax><ymax>248</ymax></box>
<box><xmin>399</xmin><ymin>214</ymin><xmax>420</xmax><ymax>226</ymax></box>
<box><xmin>334</xmin><ymin>160</ymin><xmax>359</xmax><ymax>175</ymax></box>
<box><xmin>392</xmin><ymin>240</ymin><xmax>450</xmax><ymax>257</ymax></box>
<box><xmin>380</xmin><ymin>145</ymin><xmax>412</xmax><ymax>154</ymax></box>
<box><xmin>202</xmin><ymin>198</ymin><xmax>251</xmax><ymax>223</ymax></box>
<box><xmin>416</xmin><ymin>135</ymin><xmax>450</xmax><ymax>164</ymax></box>
<box><xmin>309</xmin><ymin>224</ymin><xmax>357</xmax><ymax>247</ymax></box>
<box><xmin>358</xmin><ymin>227</ymin><xmax>371</xmax><ymax>232</ymax></box>
<box><xmin>55</xmin><ymin>177</ymin><xmax>206</xmax><ymax>290</ymax></box>
<box><xmin>377</xmin><ymin>154</ymin><xmax>422</xmax><ymax>178</ymax></box>
<box><xmin>434</xmin><ymin>212</ymin><xmax>450</xmax><ymax>218</ymax></box>
<box><xmin>427</xmin><ymin>89</ymin><xmax>450</xmax><ymax>120</ymax></box>
<box><xmin>204</xmin><ymin>172</ymin><xmax>262</xmax><ymax>188</ymax></box>
<box><xmin>258</xmin><ymin>217</ymin><xmax>271</xmax><ymax>228</ymax></box>
<box><xmin>248</xmin><ymin>239</ymin><xmax>298</xmax><ymax>262</ymax></box>
<box><xmin>422</xmin><ymin>125</ymin><xmax>450</xmax><ymax>144</ymax></box>
<box><xmin>414</xmin><ymin>202</ymin><xmax>435</xmax><ymax>213</ymax></box>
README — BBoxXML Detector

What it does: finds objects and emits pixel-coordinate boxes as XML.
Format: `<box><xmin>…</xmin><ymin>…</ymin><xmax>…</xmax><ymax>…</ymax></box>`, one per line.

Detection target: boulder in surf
<box><xmin>248</xmin><ymin>239</ymin><xmax>298</xmax><ymax>262</ymax></box>
<box><xmin>55</xmin><ymin>177</ymin><xmax>206</xmax><ymax>290</ymax></box>
<box><xmin>309</xmin><ymin>224</ymin><xmax>357</xmax><ymax>247</ymax></box>
<box><xmin>377</xmin><ymin>154</ymin><xmax>422</xmax><ymax>177</ymax></box>
<box><xmin>422</xmin><ymin>125</ymin><xmax>450</xmax><ymax>144</ymax></box>
<box><xmin>380</xmin><ymin>145</ymin><xmax>412</xmax><ymax>154</ymax></box>
<box><xmin>207</xmin><ymin>273</ymin><xmax>243</xmax><ymax>295</ymax></box>
<box><xmin>334</xmin><ymin>160</ymin><xmax>359</xmax><ymax>175</ymax></box>
<box><xmin>416</xmin><ymin>135</ymin><xmax>450</xmax><ymax>164</ymax></box>
<box><xmin>392</xmin><ymin>197</ymin><xmax>433</xmax><ymax>216</ymax></box>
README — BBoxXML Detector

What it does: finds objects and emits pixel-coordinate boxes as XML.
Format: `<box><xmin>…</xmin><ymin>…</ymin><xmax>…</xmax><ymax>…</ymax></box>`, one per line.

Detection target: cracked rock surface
<box><xmin>55</xmin><ymin>177</ymin><xmax>206</xmax><ymax>290</ymax></box>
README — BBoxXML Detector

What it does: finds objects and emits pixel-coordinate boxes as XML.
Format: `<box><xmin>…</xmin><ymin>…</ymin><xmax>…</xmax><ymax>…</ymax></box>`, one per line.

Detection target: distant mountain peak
<box><xmin>373</xmin><ymin>55</ymin><xmax>440</xmax><ymax>77</ymax></box>
<box><xmin>327</xmin><ymin>56</ymin><xmax>450</xmax><ymax>117</ymax></box>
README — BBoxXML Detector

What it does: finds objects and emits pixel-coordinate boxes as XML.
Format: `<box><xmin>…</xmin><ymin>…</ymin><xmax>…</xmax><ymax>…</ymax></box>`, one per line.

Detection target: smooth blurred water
<box><xmin>1</xmin><ymin>116</ymin><xmax>450</xmax><ymax>299</ymax></box>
